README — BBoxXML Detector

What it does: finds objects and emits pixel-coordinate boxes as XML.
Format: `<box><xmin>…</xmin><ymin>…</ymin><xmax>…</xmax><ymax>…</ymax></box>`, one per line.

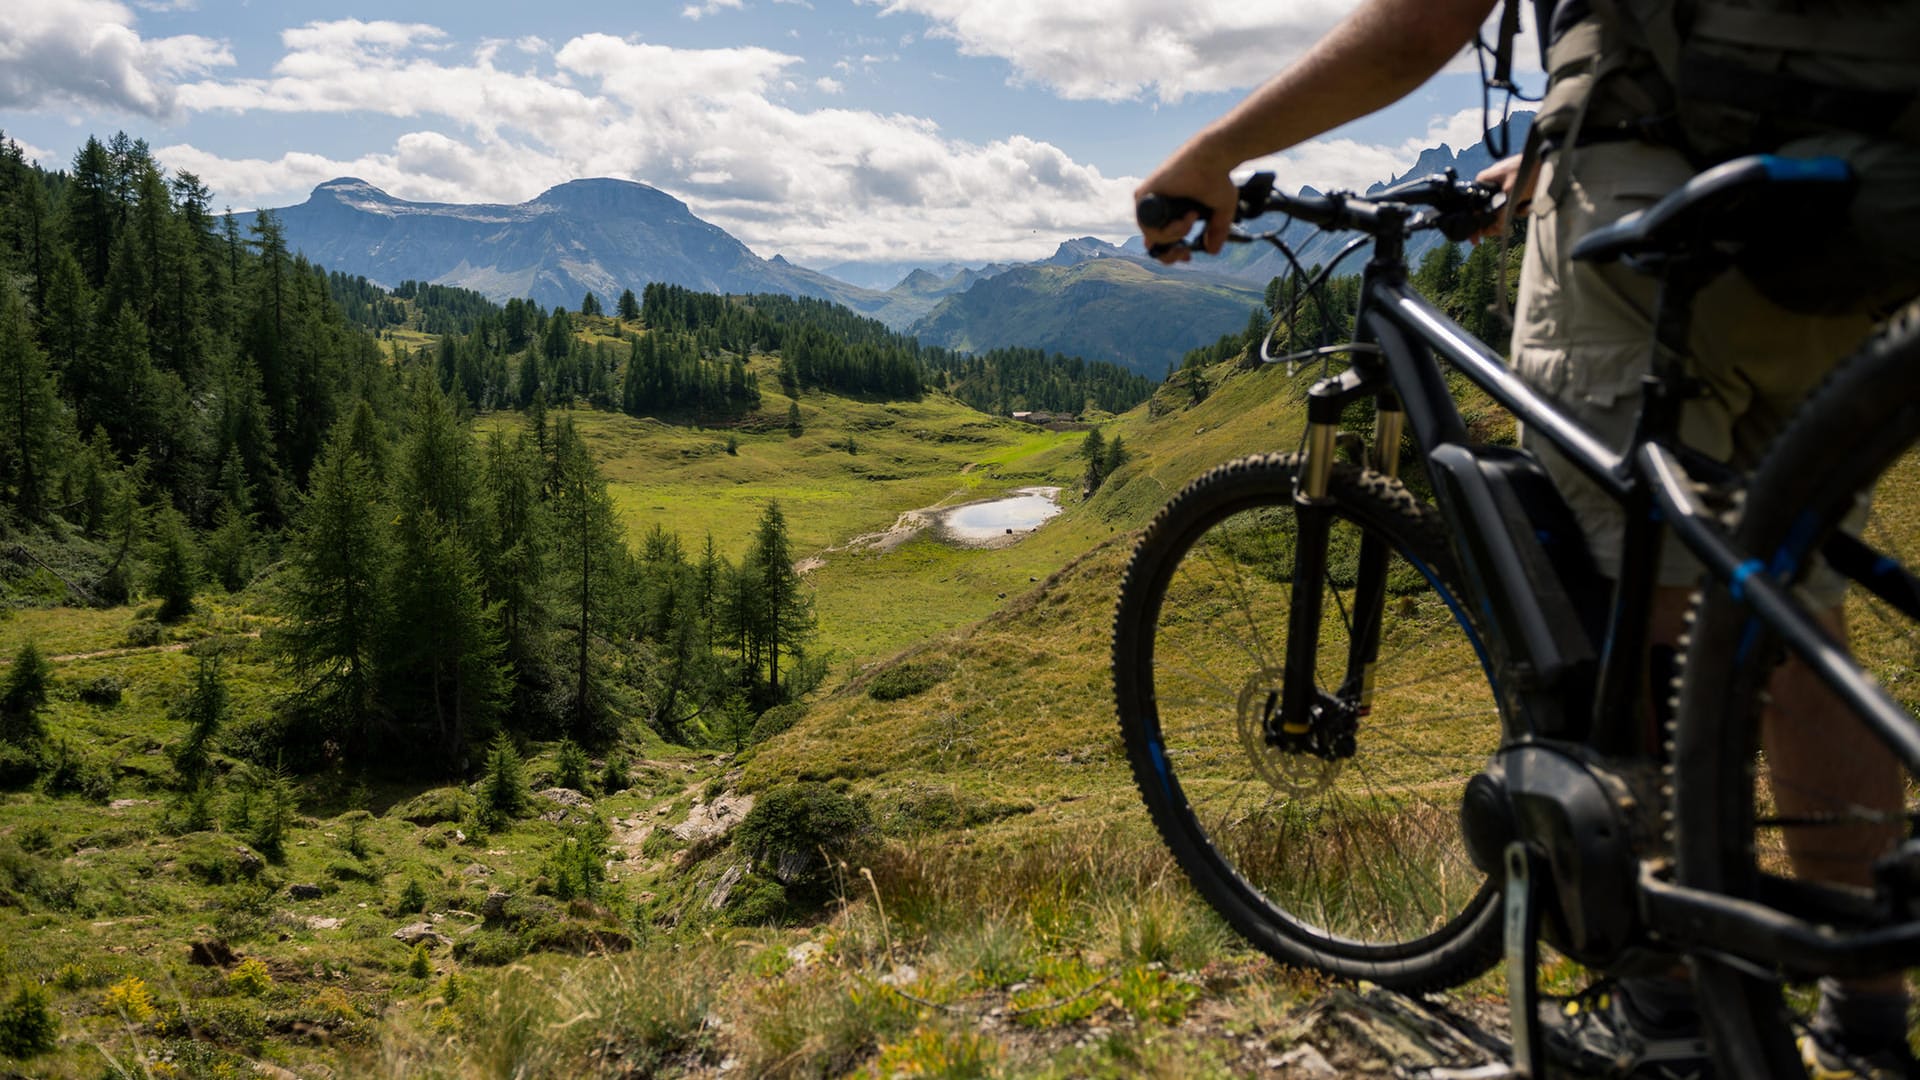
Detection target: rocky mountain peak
<box><xmin>310</xmin><ymin>177</ymin><xmax>401</xmax><ymax>204</ymax></box>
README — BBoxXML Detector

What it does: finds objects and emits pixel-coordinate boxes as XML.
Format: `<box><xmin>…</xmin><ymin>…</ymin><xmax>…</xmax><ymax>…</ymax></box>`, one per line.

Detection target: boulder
<box><xmin>392</xmin><ymin>922</ymin><xmax>452</xmax><ymax>948</ymax></box>
<box><xmin>671</xmin><ymin>792</ymin><xmax>755</xmax><ymax>844</ymax></box>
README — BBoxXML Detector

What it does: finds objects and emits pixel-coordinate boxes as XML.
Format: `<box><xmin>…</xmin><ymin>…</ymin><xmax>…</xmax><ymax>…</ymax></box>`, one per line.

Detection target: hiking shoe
<box><xmin>1539</xmin><ymin>982</ymin><xmax>1714</xmax><ymax>1079</ymax></box>
<box><xmin>1801</xmin><ymin>1028</ymin><xmax>1919</xmax><ymax>1079</ymax></box>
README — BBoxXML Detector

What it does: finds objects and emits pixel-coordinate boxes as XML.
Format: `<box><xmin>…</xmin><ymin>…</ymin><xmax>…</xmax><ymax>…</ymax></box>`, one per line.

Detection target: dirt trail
<box><xmin>3</xmin><ymin>629</ymin><xmax>262</xmax><ymax>665</ymax></box>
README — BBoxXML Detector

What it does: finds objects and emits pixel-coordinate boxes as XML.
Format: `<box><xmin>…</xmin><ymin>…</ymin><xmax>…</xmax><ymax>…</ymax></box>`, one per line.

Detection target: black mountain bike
<box><xmin>1111</xmin><ymin>161</ymin><xmax>1920</xmax><ymax>1076</ymax></box>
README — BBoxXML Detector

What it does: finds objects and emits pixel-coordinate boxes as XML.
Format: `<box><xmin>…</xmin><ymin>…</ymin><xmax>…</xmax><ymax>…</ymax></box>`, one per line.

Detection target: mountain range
<box><xmin>251</xmin><ymin>114</ymin><xmax>1531</xmax><ymax>378</ymax></box>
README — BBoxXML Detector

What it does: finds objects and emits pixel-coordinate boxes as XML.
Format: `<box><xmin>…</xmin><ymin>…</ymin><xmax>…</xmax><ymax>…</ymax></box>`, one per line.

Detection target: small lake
<box><xmin>943</xmin><ymin>489</ymin><xmax>1062</xmax><ymax>540</ymax></box>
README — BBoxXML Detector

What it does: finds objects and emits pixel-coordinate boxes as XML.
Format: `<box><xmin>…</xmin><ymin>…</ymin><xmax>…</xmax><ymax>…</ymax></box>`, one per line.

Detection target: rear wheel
<box><xmin>1677</xmin><ymin>309</ymin><xmax>1920</xmax><ymax>1076</ymax></box>
<box><xmin>1113</xmin><ymin>453</ymin><xmax>1506</xmax><ymax>991</ymax></box>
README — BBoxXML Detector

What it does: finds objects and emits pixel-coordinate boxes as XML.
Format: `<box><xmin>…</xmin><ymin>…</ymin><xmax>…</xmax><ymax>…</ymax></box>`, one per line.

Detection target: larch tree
<box><xmin>547</xmin><ymin>416</ymin><xmax>625</xmax><ymax>742</ymax></box>
<box><xmin>0</xmin><ymin>284</ymin><xmax>61</xmax><ymax>516</ymax></box>
<box><xmin>743</xmin><ymin>500</ymin><xmax>814</xmax><ymax>705</ymax></box>
<box><xmin>274</xmin><ymin>421</ymin><xmax>392</xmax><ymax>755</ymax></box>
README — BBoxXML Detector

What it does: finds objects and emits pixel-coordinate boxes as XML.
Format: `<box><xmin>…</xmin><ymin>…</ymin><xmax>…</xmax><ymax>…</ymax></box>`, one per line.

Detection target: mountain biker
<box><xmin>1135</xmin><ymin>1</ymin><xmax>1911</xmax><ymax>1076</ymax></box>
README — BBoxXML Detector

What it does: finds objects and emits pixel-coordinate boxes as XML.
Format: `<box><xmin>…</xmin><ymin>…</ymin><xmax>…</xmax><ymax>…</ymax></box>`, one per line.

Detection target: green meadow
<box><xmin>7</xmin><ymin>329</ymin><xmax>1909</xmax><ymax>1078</ymax></box>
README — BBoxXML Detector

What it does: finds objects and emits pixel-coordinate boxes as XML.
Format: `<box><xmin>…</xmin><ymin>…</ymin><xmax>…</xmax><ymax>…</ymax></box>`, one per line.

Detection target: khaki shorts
<box><xmin>1510</xmin><ymin>140</ymin><xmax>1874</xmax><ymax>598</ymax></box>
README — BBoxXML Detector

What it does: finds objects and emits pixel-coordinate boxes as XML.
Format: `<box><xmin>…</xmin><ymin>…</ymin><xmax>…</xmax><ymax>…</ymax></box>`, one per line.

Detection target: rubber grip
<box><xmin>1136</xmin><ymin>194</ymin><xmax>1210</xmax><ymax>231</ymax></box>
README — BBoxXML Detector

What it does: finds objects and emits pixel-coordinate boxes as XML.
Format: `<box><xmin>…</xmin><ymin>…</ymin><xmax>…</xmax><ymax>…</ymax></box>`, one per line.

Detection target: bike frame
<box><xmin>1274</xmin><ymin>215</ymin><xmax>1920</xmax><ymax>977</ymax></box>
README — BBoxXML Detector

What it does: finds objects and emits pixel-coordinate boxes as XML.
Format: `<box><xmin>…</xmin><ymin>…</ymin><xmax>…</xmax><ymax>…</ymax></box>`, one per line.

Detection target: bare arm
<box><xmin>1137</xmin><ymin>0</ymin><xmax>1499</xmax><ymax>259</ymax></box>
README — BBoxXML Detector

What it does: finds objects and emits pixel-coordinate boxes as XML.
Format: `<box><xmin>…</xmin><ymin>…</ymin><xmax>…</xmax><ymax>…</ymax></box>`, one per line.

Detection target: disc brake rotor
<box><xmin>1236</xmin><ymin>668</ymin><xmax>1343</xmax><ymax>798</ymax></box>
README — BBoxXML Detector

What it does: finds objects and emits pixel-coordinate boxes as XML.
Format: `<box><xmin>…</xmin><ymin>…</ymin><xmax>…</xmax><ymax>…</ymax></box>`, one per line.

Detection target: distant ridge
<box><xmin>244</xmin><ymin>176</ymin><xmax>880</xmax><ymax>315</ymax></box>
<box><xmin>251</xmin><ymin>114</ymin><xmax>1531</xmax><ymax>378</ymax></box>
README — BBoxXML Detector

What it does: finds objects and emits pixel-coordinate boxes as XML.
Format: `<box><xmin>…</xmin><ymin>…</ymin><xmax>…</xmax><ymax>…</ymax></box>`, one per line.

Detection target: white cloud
<box><xmin>863</xmin><ymin>0</ymin><xmax>1535</xmax><ymax>104</ymax></box>
<box><xmin>0</xmin><ymin>0</ymin><xmax>232</xmax><ymax>118</ymax></box>
<box><xmin>682</xmin><ymin>0</ymin><xmax>745</xmax><ymax>19</ymax></box>
<box><xmin>154</xmin><ymin>21</ymin><xmax>1141</xmax><ymax>264</ymax></box>
<box><xmin>5</xmin><ymin>136</ymin><xmax>57</xmax><ymax>170</ymax></box>
<box><xmin>814</xmin><ymin>76</ymin><xmax>844</xmax><ymax>94</ymax></box>
<box><xmin>108</xmin><ymin>14</ymin><xmax>1501</xmax><ymax>266</ymax></box>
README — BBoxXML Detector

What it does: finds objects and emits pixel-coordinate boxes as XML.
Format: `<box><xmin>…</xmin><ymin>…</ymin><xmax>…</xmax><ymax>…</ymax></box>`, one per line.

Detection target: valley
<box><xmin>0</xmin><ymin>120</ymin><xmax>1541</xmax><ymax>1080</ymax></box>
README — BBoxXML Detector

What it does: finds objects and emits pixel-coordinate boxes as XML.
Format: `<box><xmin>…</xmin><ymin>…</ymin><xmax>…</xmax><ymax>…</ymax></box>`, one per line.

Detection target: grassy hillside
<box><xmin>28</xmin><ymin>337</ymin><xmax>1906</xmax><ymax>1077</ymax></box>
<box><xmin>0</xmin><ymin>347</ymin><xmax>1396</xmax><ymax>1077</ymax></box>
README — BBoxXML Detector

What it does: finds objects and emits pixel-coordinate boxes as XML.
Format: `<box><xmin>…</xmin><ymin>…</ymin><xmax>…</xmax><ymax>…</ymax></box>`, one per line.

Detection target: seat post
<box><xmin>1590</xmin><ymin>257</ymin><xmax>1718</xmax><ymax>757</ymax></box>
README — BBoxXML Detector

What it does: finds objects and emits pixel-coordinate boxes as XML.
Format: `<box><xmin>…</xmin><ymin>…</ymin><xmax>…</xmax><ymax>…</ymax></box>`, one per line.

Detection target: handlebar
<box><xmin>1137</xmin><ymin>170</ymin><xmax>1506</xmax><ymax>259</ymax></box>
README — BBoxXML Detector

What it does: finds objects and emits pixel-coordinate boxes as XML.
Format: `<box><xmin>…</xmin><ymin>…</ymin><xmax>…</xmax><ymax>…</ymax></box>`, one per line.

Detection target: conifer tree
<box><xmin>386</xmin><ymin>380</ymin><xmax>503</xmax><ymax>765</ymax></box>
<box><xmin>65</xmin><ymin>137</ymin><xmax>116</xmax><ymax>288</ymax></box>
<box><xmin>203</xmin><ymin>497</ymin><xmax>255</xmax><ymax>593</ymax></box>
<box><xmin>548</xmin><ymin>417</ymin><xmax>624</xmax><ymax>741</ymax></box>
<box><xmin>0</xmin><ymin>285</ymin><xmax>61</xmax><ymax>515</ymax></box>
<box><xmin>1102</xmin><ymin>433</ymin><xmax>1129</xmax><ymax>482</ymax></box>
<box><xmin>37</xmin><ymin>249</ymin><xmax>91</xmax><ymax>386</ymax></box>
<box><xmin>742</xmin><ymin>500</ymin><xmax>813</xmax><ymax>705</ymax></box>
<box><xmin>0</xmin><ymin>641</ymin><xmax>51</xmax><ymax>745</ymax></box>
<box><xmin>274</xmin><ymin>422</ymin><xmax>391</xmax><ymax>753</ymax></box>
<box><xmin>1081</xmin><ymin>427</ymin><xmax>1108</xmax><ymax>492</ymax></box>
<box><xmin>481</xmin><ymin>431</ymin><xmax>553</xmax><ymax>728</ymax></box>
<box><xmin>170</xmin><ymin>655</ymin><xmax>228</xmax><ymax>787</ymax></box>
<box><xmin>616</xmin><ymin>288</ymin><xmax>639</xmax><ymax>321</ymax></box>
<box><xmin>385</xmin><ymin>509</ymin><xmax>506</xmax><ymax>768</ymax></box>
<box><xmin>147</xmin><ymin>504</ymin><xmax>199</xmax><ymax>623</ymax></box>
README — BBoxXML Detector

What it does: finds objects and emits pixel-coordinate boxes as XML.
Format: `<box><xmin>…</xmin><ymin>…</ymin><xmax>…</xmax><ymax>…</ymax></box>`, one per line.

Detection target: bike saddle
<box><xmin>1570</xmin><ymin>154</ymin><xmax>1856</xmax><ymax>266</ymax></box>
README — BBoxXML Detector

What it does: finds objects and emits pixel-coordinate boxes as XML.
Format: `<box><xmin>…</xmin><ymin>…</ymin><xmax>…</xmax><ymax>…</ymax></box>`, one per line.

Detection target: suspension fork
<box><xmin>1343</xmin><ymin>405</ymin><xmax>1406</xmax><ymax>714</ymax></box>
<box><xmin>1270</xmin><ymin>366</ymin><xmax>1398</xmax><ymax>745</ymax></box>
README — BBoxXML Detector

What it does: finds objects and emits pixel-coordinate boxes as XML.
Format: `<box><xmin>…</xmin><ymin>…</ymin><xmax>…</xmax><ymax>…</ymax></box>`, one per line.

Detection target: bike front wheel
<box><xmin>1113</xmin><ymin>453</ymin><xmax>1506</xmax><ymax>991</ymax></box>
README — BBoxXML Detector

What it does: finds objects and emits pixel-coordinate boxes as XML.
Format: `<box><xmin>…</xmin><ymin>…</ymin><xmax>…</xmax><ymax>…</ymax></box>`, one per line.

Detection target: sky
<box><xmin>0</xmin><ymin>1</ymin><xmax>1538</xmax><ymax>269</ymax></box>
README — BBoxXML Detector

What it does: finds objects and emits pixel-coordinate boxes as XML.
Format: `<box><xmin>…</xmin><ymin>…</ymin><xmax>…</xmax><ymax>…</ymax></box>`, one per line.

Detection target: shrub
<box><xmin>229</xmin><ymin>765</ymin><xmax>295</xmax><ymax>862</ymax></box>
<box><xmin>553</xmin><ymin>739</ymin><xmax>591</xmax><ymax>793</ymax></box>
<box><xmin>325</xmin><ymin>859</ymin><xmax>377</xmax><ymax>884</ymax></box>
<box><xmin>53</xmin><ymin>962</ymin><xmax>107</xmax><ymax>991</ymax></box>
<box><xmin>40</xmin><ymin>739</ymin><xmax>112</xmax><ymax>802</ymax></box>
<box><xmin>180</xmin><ymin>834</ymin><xmax>263</xmax><ymax>885</ymax></box>
<box><xmin>455</xmin><ymin>929</ymin><xmax>526</xmax><ymax>966</ymax></box>
<box><xmin>724</xmin><ymin>874</ymin><xmax>789</xmax><ymax>925</ymax></box>
<box><xmin>392</xmin><ymin>787</ymin><xmax>466</xmax><ymax>826</ymax></box>
<box><xmin>164</xmin><ymin>782</ymin><xmax>219</xmax><ymax>835</ymax></box>
<box><xmin>866</xmin><ymin>662</ymin><xmax>946</xmax><ymax>702</ymax></box>
<box><xmin>395</xmin><ymin>878</ymin><xmax>428</xmax><ymax>915</ymax></box>
<box><xmin>733</xmin><ymin>782</ymin><xmax>873</xmax><ymax>891</ymax></box>
<box><xmin>123</xmin><ymin>619</ymin><xmax>164</xmax><ymax>648</ymax></box>
<box><xmin>0</xmin><ymin>983</ymin><xmax>57</xmax><ymax>1059</ymax></box>
<box><xmin>226</xmin><ymin>958</ymin><xmax>272</xmax><ymax>997</ymax></box>
<box><xmin>103</xmin><ymin>975</ymin><xmax>156</xmax><ymax>1024</ymax></box>
<box><xmin>599</xmin><ymin>753</ymin><xmax>631</xmax><ymax>794</ymax></box>
<box><xmin>77</xmin><ymin>675</ymin><xmax>123</xmax><ymax>706</ymax></box>
<box><xmin>749</xmin><ymin>703</ymin><xmax>806</xmax><ymax>743</ymax></box>
<box><xmin>537</xmin><ymin>823</ymin><xmax>608</xmax><ymax>902</ymax></box>
<box><xmin>298</xmin><ymin>985</ymin><xmax>358</xmax><ymax>1023</ymax></box>
<box><xmin>339</xmin><ymin>809</ymin><xmax>373</xmax><ymax>859</ymax></box>
<box><xmin>0</xmin><ymin>742</ymin><xmax>41</xmax><ymax>789</ymax></box>
<box><xmin>408</xmin><ymin>942</ymin><xmax>432</xmax><ymax>980</ymax></box>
